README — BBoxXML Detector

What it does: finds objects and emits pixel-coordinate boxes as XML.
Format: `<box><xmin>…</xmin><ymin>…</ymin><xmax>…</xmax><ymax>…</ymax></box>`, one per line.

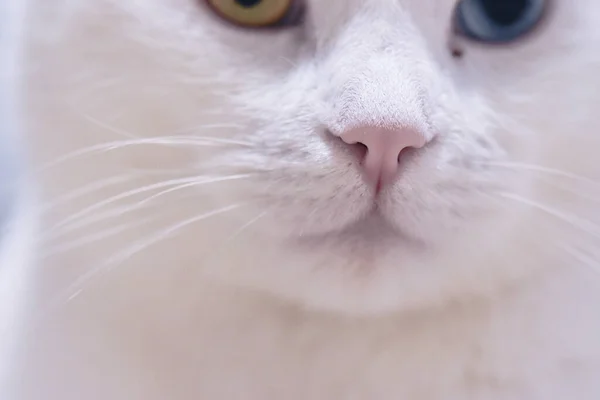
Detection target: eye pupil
<box><xmin>234</xmin><ymin>0</ymin><xmax>262</xmax><ymax>8</ymax></box>
<box><xmin>454</xmin><ymin>0</ymin><xmax>546</xmax><ymax>44</ymax></box>
<box><xmin>479</xmin><ymin>0</ymin><xmax>529</xmax><ymax>26</ymax></box>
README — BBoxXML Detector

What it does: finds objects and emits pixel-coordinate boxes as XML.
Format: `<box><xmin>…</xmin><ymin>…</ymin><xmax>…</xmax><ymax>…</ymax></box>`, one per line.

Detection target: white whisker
<box><xmin>50</xmin><ymin>176</ymin><xmax>203</xmax><ymax>232</ymax></box>
<box><xmin>50</xmin><ymin>174</ymin><xmax>251</xmax><ymax>236</ymax></box>
<box><xmin>485</xmin><ymin>161</ymin><xmax>598</xmax><ymax>185</ymax></box>
<box><xmin>171</xmin><ymin>123</ymin><xmax>247</xmax><ymax>134</ymax></box>
<box><xmin>498</xmin><ymin>192</ymin><xmax>600</xmax><ymax>239</ymax></box>
<box><xmin>60</xmin><ymin>203</ymin><xmax>244</xmax><ymax>304</ymax></box>
<box><xmin>48</xmin><ymin>201</ymin><xmax>160</xmax><ymax>240</ymax></box>
<box><xmin>186</xmin><ymin>136</ymin><xmax>252</xmax><ymax>146</ymax></box>
<box><xmin>39</xmin><ymin>136</ymin><xmax>249</xmax><ymax>171</ymax></box>
<box><xmin>105</xmin><ymin>203</ymin><xmax>244</xmax><ymax>267</ymax></box>
<box><xmin>43</xmin><ymin>217</ymin><xmax>155</xmax><ymax>258</ymax></box>
<box><xmin>559</xmin><ymin>243</ymin><xmax>600</xmax><ymax>275</ymax></box>
<box><xmin>199</xmin><ymin>210</ymin><xmax>269</xmax><ymax>273</ymax></box>
<box><xmin>41</xmin><ymin>174</ymin><xmax>140</xmax><ymax>212</ymax></box>
<box><xmin>223</xmin><ymin>210</ymin><xmax>268</xmax><ymax>245</ymax></box>
<box><xmin>79</xmin><ymin>112</ymin><xmax>141</xmax><ymax>139</ymax></box>
<box><xmin>534</xmin><ymin>175</ymin><xmax>600</xmax><ymax>203</ymax></box>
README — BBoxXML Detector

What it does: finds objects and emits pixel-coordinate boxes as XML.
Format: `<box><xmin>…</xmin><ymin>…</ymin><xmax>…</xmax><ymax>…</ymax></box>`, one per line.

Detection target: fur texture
<box><xmin>2</xmin><ymin>0</ymin><xmax>600</xmax><ymax>398</ymax></box>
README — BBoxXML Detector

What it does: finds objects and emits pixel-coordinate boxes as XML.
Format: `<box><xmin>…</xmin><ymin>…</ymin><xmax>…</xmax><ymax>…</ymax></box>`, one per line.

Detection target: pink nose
<box><xmin>340</xmin><ymin>126</ymin><xmax>426</xmax><ymax>190</ymax></box>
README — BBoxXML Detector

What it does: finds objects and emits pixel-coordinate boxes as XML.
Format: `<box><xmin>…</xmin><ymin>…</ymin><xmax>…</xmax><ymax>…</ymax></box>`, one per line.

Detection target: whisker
<box><xmin>484</xmin><ymin>161</ymin><xmax>599</xmax><ymax>185</ymax></box>
<box><xmin>39</xmin><ymin>136</ymin><xmax>250</xmax><ymax>171</ymax></box>
<box><xmin>559</xmin><ymin>243</ymin><xmax>600</xmax><ymax>275</ymax></box>
<box><xmin>497</xmin><ymin>192</ymin><xmax>600</xmax><ymax>239</ymax></box>
<box><xmin>182</xmin><ymin>136</ymin><xmax>252</xmax><ymax>146</ymax></box>
<box><xmin>170</xmin><ymin>123</ymin><xmax>247</xmax><ymax>134</ymax></box>
<box><xmin>106</xmin><ymin>203</ymin><xmax>244</xmax><ymax>267</ymax></box>
<box><xmin>43</xmin><ymin>217</ymin><xmax>155</xmax><ymax>258</ymax></box>
<box><xmin>223</xmin><ymin>210</ymin><xmax>268</xmax><ymax>245</ymax></box>
<box><xmin>47</xmin><ymin>201</ymin><xmax>160</xmax><ymax>240</ymax></box>
<box><xmin>41</xmin><ymin>174</ymin><xmax>140</xmax><ymax>212</ymax></box>
<box><xmin>50</xmin><ymin>174</ymin><xmax>251</xmax><ymax>236</ymax></box>
<box><xmin>533</xmin><ymin>175</ymin><xmax>600</xmax><ymax>203</ymax></box>
<box><xmin>485</xmin><ymin>161</ymin><xmax>600</xmax><ymax>204</ymax></box>
<box><xmin>49</xmin><ymin>176</ymin><xmax>203</xmax><ymax>232</ymax></box>
<box><xmin>61</xmin><ymin>203</ymin><xmax>244</xmax><ymax>304</ymax></box>
<box><xmin>195</xmin><ymin>209</ymin><xmax>269</xmax><ymax>276</ymax></box>
<box><xmin>78</xmin><ymin>112</ymin><xmax>141</xmax><ymax>139</ymax></box>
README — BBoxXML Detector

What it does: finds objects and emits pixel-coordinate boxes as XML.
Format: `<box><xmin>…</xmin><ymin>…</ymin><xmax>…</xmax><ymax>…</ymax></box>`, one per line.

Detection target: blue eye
<box><xmin>454</xmin><ymin>0</ymin><xmax>547</xmax><ymax>44</ymax></box>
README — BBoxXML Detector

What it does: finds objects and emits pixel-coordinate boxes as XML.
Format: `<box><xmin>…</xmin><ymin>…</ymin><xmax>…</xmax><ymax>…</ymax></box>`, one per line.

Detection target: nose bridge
<box><xmin>341</xmin><ymin>54</ymin><xmax>427</xmax><ymax>125</ymax></box>
<box><xmin>321</xmin><ymin>8</ymin><xmax>432</xmax><ymax>135</ymax></box>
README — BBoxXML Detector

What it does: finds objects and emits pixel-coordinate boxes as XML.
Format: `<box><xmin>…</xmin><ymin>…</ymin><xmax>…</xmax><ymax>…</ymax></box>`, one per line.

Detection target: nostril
<box><xmin>332</xmin><ymin>125</ymin><xmax>427</xmax><ymax>190</ymax></box>
<box><xmin>345</xmin><ymin>141</ymin><xmax>368</xmax><ymax>162</ymax></box>
<box><xmin>397</xmin><ymin>145</ymin><xmax>415</xmax><ymax>162</ymax></box>
<box><xmin>356</xmin><ymin>142</ymin><xmax>368</xmax><ymax>153</ymax></box>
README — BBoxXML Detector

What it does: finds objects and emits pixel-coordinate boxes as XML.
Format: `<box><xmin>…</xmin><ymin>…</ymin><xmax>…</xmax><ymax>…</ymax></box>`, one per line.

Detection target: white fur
<box><xmin>2</xmin><ymin>0</ymin><xmax>600</xmax><ymax>398</ymax></box>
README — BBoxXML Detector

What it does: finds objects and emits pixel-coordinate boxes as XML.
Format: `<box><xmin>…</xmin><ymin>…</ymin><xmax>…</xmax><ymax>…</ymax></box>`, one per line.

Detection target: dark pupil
<box><xmin>479</xmin><ymin>0</ymin><xmax>530</xmax><ymax>26</ymax></box>
<box><xmin>235</xmin><ymin>0</ymin><xmax>262</xmax><ymax>8</ymax></box>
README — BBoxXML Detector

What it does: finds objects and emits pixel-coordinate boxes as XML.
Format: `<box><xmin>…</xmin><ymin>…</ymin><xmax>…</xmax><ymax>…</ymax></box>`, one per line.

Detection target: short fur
<box><xmin>2</xmin><ymin>0</ymin><xmax>600</xmax><ymax>398</ymax></box>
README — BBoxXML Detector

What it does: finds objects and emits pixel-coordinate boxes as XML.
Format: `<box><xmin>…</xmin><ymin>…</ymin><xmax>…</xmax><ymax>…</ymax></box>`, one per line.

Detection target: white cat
<box><xmin>2</xmin><ymin>0</ymin><xmax>600</xmax><ymax>398</ymax></box>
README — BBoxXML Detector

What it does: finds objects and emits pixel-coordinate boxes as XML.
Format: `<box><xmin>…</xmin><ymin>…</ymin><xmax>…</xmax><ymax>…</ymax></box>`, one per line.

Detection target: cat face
<box><xmin>32</xmin><ymin>0</ymin><xmax>600</xmax><ymax>314</ymax></box>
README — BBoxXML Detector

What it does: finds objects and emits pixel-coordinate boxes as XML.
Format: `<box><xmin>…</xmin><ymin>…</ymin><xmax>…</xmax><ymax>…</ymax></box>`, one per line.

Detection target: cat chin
<box><xmin>193</xmin><ymin>203</ymin><xmax>535</xmax><ymax>316</ymax></box>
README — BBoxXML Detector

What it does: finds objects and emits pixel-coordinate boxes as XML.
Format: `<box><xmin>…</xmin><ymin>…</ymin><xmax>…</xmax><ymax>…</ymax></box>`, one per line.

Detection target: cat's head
<box><xmin>33</xmin><ymin>0</ymin><xmax>600</xmax><ymax>314</ymax></box>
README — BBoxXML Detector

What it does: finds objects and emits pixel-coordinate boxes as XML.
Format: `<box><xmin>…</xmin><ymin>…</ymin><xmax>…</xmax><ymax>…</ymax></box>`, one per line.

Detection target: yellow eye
<box><xmin>207</xmin><ymin>0</ymin><xmax>297</xmax><ymax>28</ymax></box>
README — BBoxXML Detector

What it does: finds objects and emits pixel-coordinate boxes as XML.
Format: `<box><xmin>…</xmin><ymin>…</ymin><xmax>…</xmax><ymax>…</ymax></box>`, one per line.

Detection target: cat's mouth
<box><xmin>294</xmin><ymin>209</ymin><xmax>421</xmax><ymax>249</ymax></box>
